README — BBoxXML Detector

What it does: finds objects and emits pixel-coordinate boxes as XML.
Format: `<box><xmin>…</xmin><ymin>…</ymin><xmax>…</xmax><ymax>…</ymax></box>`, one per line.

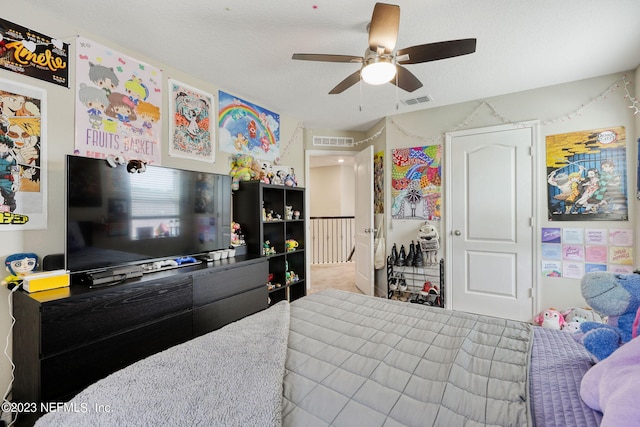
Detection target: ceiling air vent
<box><xmin>313</xmin><ymin>136</ymin><xmax>355</xmax><ymax>147</ymax></box>
<box><xmin>400</xmin><ymin>94</ymin><xmax>432</xmax><ymax>106</ymax></box>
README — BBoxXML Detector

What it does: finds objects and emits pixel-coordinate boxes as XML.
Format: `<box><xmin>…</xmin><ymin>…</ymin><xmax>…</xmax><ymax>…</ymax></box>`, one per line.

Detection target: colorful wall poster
<box><xmin>585</xmin><ymin>228</ymin><xmax>607</xmax><ymax>245</ymax></box>
<box><xmin>585</xmin><ymin>263</ymin><xmax>607</xmax><ymax>274</ymax></box>
<box><xmin>609</xmin><ymin>229</ymin><xmax>633</xmax><ymax>246</ymax></box>
<box><xmin>374</xmin><ymin>150</ymin><xmax>384</xmax><ymax>214</ymax></box>
<box><xmin>541</xmin><ymin>227</ymin><xmax>561</xmax><ymax>243</ymax></box>
<box><xmin>74</xmin><ymin>37</ymin><xmax>162</xmax><ymax>164</ymax></box>
<box><xmin>391</xmin><ymin>145</ymin><xmax>441</xmax><ymax>220</ymax></box>
<box><xmin>0</xmin><ymin>18</ymin><xmax>69</xmax><ymax>87</ymax></box>
<box><xmin>546</xmin><ymin>126</ymin><xmax>627</xmax><ymax>221</ymax></box>
<box><xmin>168</xmin><ymin>79</ymin><xmax>215</xmax><ymax>163</ymax></box>
<box><xmin>609</xmin><ymin>247</ymin><xmax>633</xmax><ymax>265</ymax></box>
<box><xmin>0</xmin><ymin>78</ymin><xmax>47</xmax><ymax>229</ymax></box>
<box><xmin>609</xmin><ymin>265</ymin><xmax>634</xmax><ymax>274</ymax></box>
<box><xmin>563</xmin><ymin>262</ymin><xmax>585</xmax><ymax>279</ymax></box>
<box><xmin>562</xmin><ymin>244</ymin><xmax>584</xmax><ymax>262</ymax></box>
<box><xmin>585</xmin><ymin>245</ymin><xmax>608</xmax><ymax>263</ymax></box>
<box><xmin>542</xmin><ymin>260</ymin><xmax>562</xmax><ymax>277</ymax></box>
<box><xmin>562</xmin><ymin>228</ymin><xmax>584</xmax><ymax>244</ymax></box>
<box><xmin>217</xmin><ymin>91</ymin><xmax>280</xmax><ymax>161</ymax></box>
<box><xmin>540</xmin><ymin>225</ymin><xmax>633</xmax><ymax>278</ymax></box>
<box><xmin>541</xmin><ymin>243</ymin><xmax>562</xmax><ymax>260</ymax></box>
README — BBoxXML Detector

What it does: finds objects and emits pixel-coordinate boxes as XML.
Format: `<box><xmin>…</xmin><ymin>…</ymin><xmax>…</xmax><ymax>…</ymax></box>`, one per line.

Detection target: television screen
<box><xmin>65</xmin><ymin>155</ymin><xmax>231</xmax><ymax>273</ymax></box>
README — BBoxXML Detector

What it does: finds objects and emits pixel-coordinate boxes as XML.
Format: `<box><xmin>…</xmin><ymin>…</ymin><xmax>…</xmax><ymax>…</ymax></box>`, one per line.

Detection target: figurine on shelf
<box><xmin>284</xmin><ymin>168</ymin><xmax>298</xmax><ymax>187</ymax></box>
<box><xmin>2</xmin><ymin>252</ymin><xmax>38</xmax><ymax>289</ymax></box>
<box><xmin>262</xmin><ymin>240</ymin><xmax>276</xmax><ymax>256</ymax></box>
<box><xmin>285</xmin><ymin>239</ymin><xmax>299</xmax><ymax>252</ymax></box>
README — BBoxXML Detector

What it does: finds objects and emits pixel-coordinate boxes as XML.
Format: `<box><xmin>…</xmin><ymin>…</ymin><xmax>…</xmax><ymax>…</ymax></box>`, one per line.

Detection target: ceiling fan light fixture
<box><xmin>361</xmin><ymin>57</ymin><xmax>396</xmax><ymax>85</ymax></box>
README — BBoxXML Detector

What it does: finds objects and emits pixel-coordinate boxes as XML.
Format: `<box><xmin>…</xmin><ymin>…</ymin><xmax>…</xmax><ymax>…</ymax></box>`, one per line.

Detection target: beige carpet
<box><xmin>308</xmin><ymin>262</ymin><xmax>361</xmax><ymax>295</ymax></box>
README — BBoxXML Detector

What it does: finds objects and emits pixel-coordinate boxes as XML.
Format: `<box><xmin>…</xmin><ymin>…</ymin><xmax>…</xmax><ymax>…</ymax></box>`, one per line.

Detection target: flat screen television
<box><xmin>65</xmin><ymin>155</ymin><xmax>231</xmax><ymax>274</ymax></box>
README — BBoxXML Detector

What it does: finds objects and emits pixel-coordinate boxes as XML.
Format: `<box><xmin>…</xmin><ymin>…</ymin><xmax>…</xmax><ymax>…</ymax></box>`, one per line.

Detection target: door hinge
<box><xmin>528</xmin><ymin>288</ymin><xmax>534</xmax><ymax>298</ymax></box>
<box><xmin>529</xmin><ymin>217</ymin><xmax>535</xmax><ymax>227</ymax></box>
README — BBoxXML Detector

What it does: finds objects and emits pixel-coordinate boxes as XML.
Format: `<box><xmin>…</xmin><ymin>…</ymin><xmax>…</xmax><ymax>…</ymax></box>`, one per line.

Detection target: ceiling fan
<box><xmin>292</xmin><ymin>2</ymin><xmax>476</xmax><ymax>94</ymax></box>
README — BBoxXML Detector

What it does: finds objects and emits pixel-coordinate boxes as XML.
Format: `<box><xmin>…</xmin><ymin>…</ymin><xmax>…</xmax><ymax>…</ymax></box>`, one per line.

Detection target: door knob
<box><xmin>364</xmin><ymin>228</ymin><xmax>377</xmax><ymax>233</ymax></box>
<box><xmin>454</xmin><ymin>230</ymin><xmax>462</xmax><ymax>236</ymax></box>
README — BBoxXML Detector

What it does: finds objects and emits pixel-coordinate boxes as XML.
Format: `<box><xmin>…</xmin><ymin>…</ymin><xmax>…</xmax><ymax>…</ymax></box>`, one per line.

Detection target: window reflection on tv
<box><xmin>65</xmin><ymin>155</ymin><xmax>231</xmax><ymax>273</ymax></box>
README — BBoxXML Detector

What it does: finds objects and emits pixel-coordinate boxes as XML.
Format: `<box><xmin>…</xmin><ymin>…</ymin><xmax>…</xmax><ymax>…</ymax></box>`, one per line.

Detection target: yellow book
<box><xmin>22</xmin><ymin>270</ymin><xmax>70</xmax><ymax>293</ymax></box>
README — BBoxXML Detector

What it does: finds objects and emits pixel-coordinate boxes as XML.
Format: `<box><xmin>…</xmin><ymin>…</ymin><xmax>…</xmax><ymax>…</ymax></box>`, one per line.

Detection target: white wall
<box><xmin>0</xmin><ymin>7</ymin><xmax>304</xmax><ymax>400</ymax></box>
<box><xmin>384</xmin><ymin>72</ymin><xmax>637</xmax><ymax>313</ymax></box>
<box><xmin>309</xmin><ymin>165</ymin><xmax>355</xmax><ymax>217</ymax></box>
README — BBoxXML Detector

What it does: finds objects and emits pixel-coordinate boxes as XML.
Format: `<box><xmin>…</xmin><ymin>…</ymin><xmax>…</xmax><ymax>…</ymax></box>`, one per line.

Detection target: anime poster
<box><xmin>0</xmin><ymin>18</ymin><xmax>69</xmax><ymax>87</ymax></box>
<box><xmin>0</xmin><ymin>78</ymin><xmax>47</xmax><ymax>229</ymax></box>
<box><xmin>217</xmin><ymin>91</ymin><xmax>280</xmax><ymax>161</ymax></box>
<box><xmin>391</xmin><ymin>145</ymin><xmax>441</xmax><ymax>220</ymax></box>
<box><xmin>168</xmin><ymin>79</ymin><xmax>214</xmax><ymax>163</ymax></box>
<box><xmin>374</xmin><ymin>150</ymin><xmax>384</xmax><ymax>214</ymax></box>
<box><xmin>546</xmin><ymin>126</ymin><xmax>627</xmax><ymax>221</ymax></box>
<box><xmin>74</xmin><ymin>37</ymin><xmax>162</xmax><ymax>164</ymax></box>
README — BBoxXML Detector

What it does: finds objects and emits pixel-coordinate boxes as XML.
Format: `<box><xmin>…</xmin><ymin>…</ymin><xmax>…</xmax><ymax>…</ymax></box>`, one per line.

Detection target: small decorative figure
<box><xmin>2</xmin><ymin>252</ymin><xmax>38</xmax><ymax>289</ymax></box>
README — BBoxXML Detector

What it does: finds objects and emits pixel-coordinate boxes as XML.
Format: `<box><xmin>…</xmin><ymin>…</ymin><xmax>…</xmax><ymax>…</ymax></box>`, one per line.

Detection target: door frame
<box><xmin>443</xmin><ymin>121</ymin><xmax>540</xmax><ymax>314</ymax></box>
<box><xmin>304</xmin><ymin>149</ymin><xmax>357</xmax><ymax>291</ymax></box>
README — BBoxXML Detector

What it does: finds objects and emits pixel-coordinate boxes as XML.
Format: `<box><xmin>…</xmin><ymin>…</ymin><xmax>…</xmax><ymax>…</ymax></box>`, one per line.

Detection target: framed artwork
<box><xmin>168</xmin><ymin>79</ymin><xmax>215</xmax><ymax>163</ymax></box>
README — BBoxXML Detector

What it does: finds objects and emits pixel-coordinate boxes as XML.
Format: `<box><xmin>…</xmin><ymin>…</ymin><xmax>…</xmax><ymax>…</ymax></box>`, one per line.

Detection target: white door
<box><xmin>445</xmin><ymin>123</ymin><xmax>536</xmax><ymax>321</ymax></box>
<box><xmin>354</xmin><ymin>146</ymin><xmax>374</xmax><ymax>296</ymax></box>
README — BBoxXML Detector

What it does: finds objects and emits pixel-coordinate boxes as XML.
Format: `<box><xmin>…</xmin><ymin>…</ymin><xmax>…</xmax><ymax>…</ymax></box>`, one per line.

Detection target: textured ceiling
<box><xmin>20</xmin><ymin>0</ymin><xmax>640</xmax><ymax>132</ymax></box>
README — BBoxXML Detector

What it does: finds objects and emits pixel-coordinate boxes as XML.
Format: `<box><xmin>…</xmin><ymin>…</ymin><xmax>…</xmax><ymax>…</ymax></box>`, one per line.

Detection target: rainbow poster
<box><xmin>217</xmin><ymin>91</ymin><xmax>280</xmax><ymax>161</ymax></box>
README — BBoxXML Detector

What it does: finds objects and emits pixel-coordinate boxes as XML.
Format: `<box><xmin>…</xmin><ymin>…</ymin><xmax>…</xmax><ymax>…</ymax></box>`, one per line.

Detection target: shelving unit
<box><xmin>387</xmin><ymin>256</ymin><xmax>444</xmax><ymax>307</ymax></box>
<box><xmin>232</xmin><ymin>181</ymin><xmax>306</xmax><ymax>304</ymax></box>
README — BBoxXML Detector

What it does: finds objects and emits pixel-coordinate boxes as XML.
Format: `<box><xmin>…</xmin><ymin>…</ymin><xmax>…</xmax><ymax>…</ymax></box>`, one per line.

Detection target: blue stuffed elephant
<box><xmin>579</xmin><ymin>272</ymin><xmax>640</xmax><ymax>361</ymax></box>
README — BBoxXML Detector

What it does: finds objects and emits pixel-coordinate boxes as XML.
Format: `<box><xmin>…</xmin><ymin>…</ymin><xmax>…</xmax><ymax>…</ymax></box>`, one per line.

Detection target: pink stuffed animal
<box><xmin>534</xmin><ymin>309</ymin><xmax>566</xmax><ymax>330</ymax></box>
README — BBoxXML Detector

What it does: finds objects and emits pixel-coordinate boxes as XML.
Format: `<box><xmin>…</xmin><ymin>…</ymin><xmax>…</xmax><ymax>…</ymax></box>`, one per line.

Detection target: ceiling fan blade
<box><xmin>368</xmin><ymin>3</ymin><xmax>400</xmax><ymax>54</ymax></box>
<box><xmin>329</xmin><ymin>70</ymin><xmax>361</xmax><ymax>94</ymax></box>
<box><xmin>390</xmin><ymin>65</ymin><xmax>423</xmax><ymax>92</ymax></box>
<box><xmin>396</xmin><ymin>38</ymin><xmax>477</xmax><ymax>64</ymax></box>
<box><xmin>292</xmin><ymin>53</ymin><xmax>363</xmax><ymax>63</ymax></box>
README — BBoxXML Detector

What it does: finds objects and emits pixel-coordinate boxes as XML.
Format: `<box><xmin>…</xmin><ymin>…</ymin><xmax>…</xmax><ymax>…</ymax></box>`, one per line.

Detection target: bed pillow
<box><xmin>580</xmin><ymin>335</ymin><xmax>640</xmax><ymax>426</ymax></box>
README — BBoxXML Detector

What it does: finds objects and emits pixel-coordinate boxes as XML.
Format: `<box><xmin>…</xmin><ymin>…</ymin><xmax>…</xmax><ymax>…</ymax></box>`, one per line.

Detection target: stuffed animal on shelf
<box><xmin>578</xmin><ymin>271</ymin><xmax>640</xmax><ymax>362</ymax></box>
<box><xmin>228</xmin><ymin>153</ymin><xmax>260</xmax><ymax>191</ymax></box>
<box><xmin>580</xmin><ymin>335</ymin><xmax>640</xmax><ymax>426</ymax></box>
<box><xmin>533</xmin><ymin>308</ymin><xmax>566</xmax><ymax>330</ymax></box>
<box><xmin>2</xmin><ymin>252</ymin><xmax>39</xmax><ymax>289</ymax></box>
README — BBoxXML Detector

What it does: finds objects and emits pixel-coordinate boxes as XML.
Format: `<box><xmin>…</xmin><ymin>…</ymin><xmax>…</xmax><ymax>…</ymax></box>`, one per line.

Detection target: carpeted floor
<box><xmin>308</xmin><ymin>262</ymin><xmax>361</xmax><ymax>295</ymax></box>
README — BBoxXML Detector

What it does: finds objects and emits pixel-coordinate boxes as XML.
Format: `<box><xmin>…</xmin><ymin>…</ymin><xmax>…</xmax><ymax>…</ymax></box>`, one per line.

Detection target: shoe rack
<box><xmin>386</xmin><ymin>242</ymin><xmax>444</xmax><ymax>307</ymax></box>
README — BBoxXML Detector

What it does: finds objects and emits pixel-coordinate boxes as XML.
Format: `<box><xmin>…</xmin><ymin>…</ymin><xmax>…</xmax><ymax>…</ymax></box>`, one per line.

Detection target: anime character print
<box><xmin>78</xmin><ymin>83</ymin><xmax>109</xmax><ymax>129</ymax></box>
<box><xmin>75</xmin><ymin>37</ymin><xmax>162</xmax><ymax>163</ymax></box>
<box><xmin>546</xmin><ymin>127</ymin><xmax>628</xmax><ymax>221</ymax></box>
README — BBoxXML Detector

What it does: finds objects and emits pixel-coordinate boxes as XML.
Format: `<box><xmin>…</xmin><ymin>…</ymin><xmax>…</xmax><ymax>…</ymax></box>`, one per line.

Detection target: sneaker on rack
<box><xmin>420</xmin><ymin>281</ymin><xmax>433</xmax><ymax>296</ymax></box>
<box><xmin>398</xmin><ymin>273</ymin><xmax>408</xmax><ymax>292</ymax></box>
<box><xmin>389</xmin><ymin>275</ymin><xmax>398</xmax><ymax>291</ymax></box>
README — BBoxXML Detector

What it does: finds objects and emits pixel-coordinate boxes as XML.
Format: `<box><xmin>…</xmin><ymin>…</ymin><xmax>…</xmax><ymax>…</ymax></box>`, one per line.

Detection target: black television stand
<box><xmin>12</xmin><ymin>255</ymin><xmax>268</xmax><ymax>426</ymax></box>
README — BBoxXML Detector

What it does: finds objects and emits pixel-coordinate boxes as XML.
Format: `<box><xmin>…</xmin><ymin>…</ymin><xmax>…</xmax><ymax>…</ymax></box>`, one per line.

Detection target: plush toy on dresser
<box><xmin>577</xmin><ymin>271</ymin><xmax>640</xmax><ymax>362</ymax></box>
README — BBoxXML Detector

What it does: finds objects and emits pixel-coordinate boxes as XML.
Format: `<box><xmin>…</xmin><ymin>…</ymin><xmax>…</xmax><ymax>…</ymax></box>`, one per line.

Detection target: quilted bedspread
<box><xmin>283</xmin><ymin>290</ymin><xmax>533</xmax><ymax>427</ymax></box>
